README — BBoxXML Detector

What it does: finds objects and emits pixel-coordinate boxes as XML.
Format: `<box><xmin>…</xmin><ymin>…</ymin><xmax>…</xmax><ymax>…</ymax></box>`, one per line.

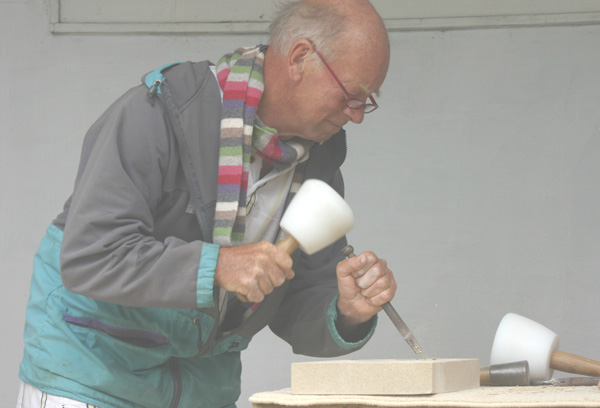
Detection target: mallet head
<box><xmin>280</xmin><ymin>179</ymin><xmax>354</xmax><ymax>255</ymax></box>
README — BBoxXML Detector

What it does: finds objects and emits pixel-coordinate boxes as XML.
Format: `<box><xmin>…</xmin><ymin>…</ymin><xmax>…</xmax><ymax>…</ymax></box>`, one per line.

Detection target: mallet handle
<box><xmin>276</xmin><ymin>235</ymin><xmax>299</xmax><ymax>254</ymax></box>
<box><xmin>551</xmin><ymin>350</ymin><xmax>600</xmax><ymax>377</ymax></box>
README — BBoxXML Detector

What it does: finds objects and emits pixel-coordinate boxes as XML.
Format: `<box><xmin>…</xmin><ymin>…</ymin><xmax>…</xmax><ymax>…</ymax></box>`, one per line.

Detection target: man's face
<box><xmin>280</xmin><ymin>49</ymin><xmax>387</xmax><ymax>144</ymax></box>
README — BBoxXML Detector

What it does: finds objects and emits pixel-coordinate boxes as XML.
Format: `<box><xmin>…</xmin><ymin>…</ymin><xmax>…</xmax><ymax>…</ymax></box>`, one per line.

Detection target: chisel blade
<box><xmin>532</xmin><ymin>377</ymin><xmax>600</xmax><ymax>386</ymax></box>
<box><xmin>381</xmin><ymin>302</ymin><xmax>426</xmax><ymax>359</ymax></box>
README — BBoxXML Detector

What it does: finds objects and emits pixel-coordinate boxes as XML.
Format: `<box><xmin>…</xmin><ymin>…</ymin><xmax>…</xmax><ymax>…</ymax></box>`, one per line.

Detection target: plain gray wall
<box><xmin>2</xmin><ymin>1</ymin><xmax>599</xmax><ymax>408</ymax></box>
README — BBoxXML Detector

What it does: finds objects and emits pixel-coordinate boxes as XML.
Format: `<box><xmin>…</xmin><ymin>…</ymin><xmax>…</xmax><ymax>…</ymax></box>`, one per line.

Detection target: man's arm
<box><xmin>60</xmin><ymin>86</ymin><xmax>216</xmax><ymax>309</ymax></box>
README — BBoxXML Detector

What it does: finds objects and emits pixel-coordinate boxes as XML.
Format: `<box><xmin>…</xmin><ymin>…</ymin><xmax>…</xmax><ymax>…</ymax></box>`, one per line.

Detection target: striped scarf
<box><xmin>214</xmin><ymin>45</ymin><xmax>311</xmax><ymax>247</ymax></box>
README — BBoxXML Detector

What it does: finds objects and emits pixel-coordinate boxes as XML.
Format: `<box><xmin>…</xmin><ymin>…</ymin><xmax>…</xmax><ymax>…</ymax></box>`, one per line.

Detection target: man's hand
<box><xmin>214</xmin><ymin>241</ymin><xmax>294</xmax><ymax>303</ymax></box>
<box><xmin>335</xmin><ymin>251</ymin><xmax>397</xmax><ymax>329</ymax></box>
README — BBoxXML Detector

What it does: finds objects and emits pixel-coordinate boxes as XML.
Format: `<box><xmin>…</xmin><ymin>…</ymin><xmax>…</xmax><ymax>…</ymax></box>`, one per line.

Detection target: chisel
<box><xmin>341</xmin><ymin>245</ymin><xmax>426</xmax><ymax>359</ymax></box>
<box><xmin>531</xmin><ymin>377</ymin><xmax>600</xmax><ymax>386</ymax></box>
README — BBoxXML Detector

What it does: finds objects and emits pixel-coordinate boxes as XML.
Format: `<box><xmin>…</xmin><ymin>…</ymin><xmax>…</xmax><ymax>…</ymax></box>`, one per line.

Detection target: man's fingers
<box><xmin>338</xmin><ymin>253</ymin><xmax>367</xmax><ymax>277</ymax></box>
<box><xmin>283</xmin><ymin>268</ymin><xmax>295</xmax><ymax>280</ymax></box>
<box><xmin>258</xmin><ymin>274</ymin><xmax>275</xmax><ymax>295</ymax></box>
<box><xmin>356</xmin><ymin>260</ymin><xmax>389</xmax><ymax>290</ymax></box>
<box><xmin>361</xmin><ymin>280</ymin><xmax>397</xmax><ymax>305</ymax></box>
<box><xmin>338</xmin><ymin>252</ymin><xmax>380</xmax><ymax>278</ymax></box>
<box><xmin>272</xmin><ymin>246</ymin><xmax>295</xmax><ymax>280</ymax></box>
<box><xmin>337</xmin><ymin>251</ymin><xmax>396</xmax><ymax>302</ymax></box>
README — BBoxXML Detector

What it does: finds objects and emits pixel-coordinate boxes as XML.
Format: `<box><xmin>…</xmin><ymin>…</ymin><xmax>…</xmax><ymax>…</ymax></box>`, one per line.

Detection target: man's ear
<box><xmin>287</xmin><ymin>39</ymin><xmax>313</xmax><ymax>81</ymax></box>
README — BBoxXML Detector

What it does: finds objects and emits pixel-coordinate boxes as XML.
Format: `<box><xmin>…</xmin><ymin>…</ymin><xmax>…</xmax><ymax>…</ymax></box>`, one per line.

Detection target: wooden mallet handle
<box><xmin>551</xmin><ymin>350</ymin><xmax>600</xmax><ymax>377</ymax></box>
<box><xmin>276</xmin><ymin>235</ymin><xmax>300</xmax><ymax>254</ymax></box>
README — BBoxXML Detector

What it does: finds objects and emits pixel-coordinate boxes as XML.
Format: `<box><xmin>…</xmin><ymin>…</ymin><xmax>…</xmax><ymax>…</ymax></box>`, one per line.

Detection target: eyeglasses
<box><xmin>312</xmin><ymin>46</ymin><xmax>379</xmax><ymax>114</ymax></box>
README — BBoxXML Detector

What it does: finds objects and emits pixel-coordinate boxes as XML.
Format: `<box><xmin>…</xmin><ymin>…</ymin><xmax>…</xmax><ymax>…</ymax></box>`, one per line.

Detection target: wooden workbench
<box><xmin>250</xmin><ymin>386</ymin><xmax>600</xmax><ymax>408</ymax></box>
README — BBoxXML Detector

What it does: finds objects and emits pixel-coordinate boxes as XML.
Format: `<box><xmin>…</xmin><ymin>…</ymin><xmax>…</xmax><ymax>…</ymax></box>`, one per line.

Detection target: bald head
<box><xmin>269</xmin><ymin>0</ymin><xmax>389</xmax><ymax>62</ymax></box>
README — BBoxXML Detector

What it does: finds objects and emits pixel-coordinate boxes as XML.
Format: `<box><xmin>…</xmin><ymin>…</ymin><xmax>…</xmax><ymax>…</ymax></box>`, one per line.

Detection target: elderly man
<box><xmin>18</xmin><ymin>0</ymin><xmax>394</xmax><ymax>407</ymax></box>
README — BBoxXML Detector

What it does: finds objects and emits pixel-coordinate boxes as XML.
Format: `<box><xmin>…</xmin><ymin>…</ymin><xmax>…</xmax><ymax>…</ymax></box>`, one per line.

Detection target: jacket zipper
<box><xmin>168</xmin><ymin>357</ymin><xmax>182</xmax><ymax>408</ymax></box>
<box><xmin>158</xmin><ymin>79</ymin><xmax>227</xmax><ymax>357</ymax></box>
<box><xmin>193</xmin><ymin>315</ymin><xmax>221</xmax><ymax>357</ymax></box>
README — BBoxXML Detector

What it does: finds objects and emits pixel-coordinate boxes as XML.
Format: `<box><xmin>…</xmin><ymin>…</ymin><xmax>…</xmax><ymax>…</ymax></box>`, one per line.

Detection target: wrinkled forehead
<box><xmin>335</xmin><ymin>45</ymin><xmax>389</xmax><ymax>96</ymax></box>
<box><xmin>335</xmin><ymin>22</ymin><xmax>390</xmax><ymax>94</ymax></box>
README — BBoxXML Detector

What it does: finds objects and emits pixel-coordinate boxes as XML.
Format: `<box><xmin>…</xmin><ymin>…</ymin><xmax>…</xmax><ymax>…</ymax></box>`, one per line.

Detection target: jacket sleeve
<box><xmin>59</xmin><ymin>85</ymin><xmax>218</xmax><ymax>309</ymax></box>
<box><xmin>268</xmin><ymin>170</ymin><xmax>377</xmax><ymax>357</ymax></box>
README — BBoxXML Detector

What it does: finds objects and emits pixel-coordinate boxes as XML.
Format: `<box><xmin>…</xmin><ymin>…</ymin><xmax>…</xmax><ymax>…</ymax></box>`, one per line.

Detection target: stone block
<box><xmin>291</xmin><ymin>358</ymin><xmax>480</xmax><ymax>395</ymax></box>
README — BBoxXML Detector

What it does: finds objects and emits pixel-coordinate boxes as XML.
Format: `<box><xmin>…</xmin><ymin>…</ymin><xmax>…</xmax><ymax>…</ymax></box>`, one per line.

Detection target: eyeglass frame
<box><xmin>311</xmin><ymin>45</ymin><xmax>379</xmax><ymax>114</ymax></box>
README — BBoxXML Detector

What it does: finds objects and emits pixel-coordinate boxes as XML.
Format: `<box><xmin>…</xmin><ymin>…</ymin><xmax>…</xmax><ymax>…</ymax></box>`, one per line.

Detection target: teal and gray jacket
<box><xmin>19</xmin><ymin>61</ymin><xmax>376</xmax><ymax>408</ymax></box>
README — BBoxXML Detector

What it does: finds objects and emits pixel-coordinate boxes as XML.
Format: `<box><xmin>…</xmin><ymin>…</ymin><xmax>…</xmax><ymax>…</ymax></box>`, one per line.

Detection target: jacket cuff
<box><xmin>196</xmin><ymin>243</ymin><xmax>220</xmax><ymax>308</ymax></box>
<box><xmin>326</xmin><ymin>295</ymin><xmax>377</xmax><ymax>350</ymax></box>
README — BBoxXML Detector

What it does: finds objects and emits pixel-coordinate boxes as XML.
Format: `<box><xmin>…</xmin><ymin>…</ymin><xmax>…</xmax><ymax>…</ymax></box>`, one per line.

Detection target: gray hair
<box><xmin>269</xmin><ymin>1</ymin><xmax>349</xmax><ymax>61</ymax></box>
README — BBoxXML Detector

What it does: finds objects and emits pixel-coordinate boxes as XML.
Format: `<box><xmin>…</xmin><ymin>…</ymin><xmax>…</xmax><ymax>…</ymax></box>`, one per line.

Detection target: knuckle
<box><xmin>254</xmin><ymin>253</ymin><xmax>269</xmax><ymax>266</ymax></box>
<box><xmin>363</xmin><ymin>252</ymin><xmax>376</xmax><ymax>263</ymax></box>
<box><xmin>272</xmin><ymin>274</ymin><xmax>286</xmax><ymax>287</ymax></box>
<box><xmin>256</xmin><ymin>240</ymin><xmax>272</xmax><ymax>249</ymax></box>
<box><xmin>250</xmin><ymin>264</ymin><xmax>266</xmax><ymax>278</ymax></box>
<box><xmin>242</xmin><ymin>272</ymin><xmax>258</xmax><ymax>285</ymax></box>
<box><xmin>249</xmin><ymin>288</ymin><xmax>265</xmax><ymax>303</ymax></box>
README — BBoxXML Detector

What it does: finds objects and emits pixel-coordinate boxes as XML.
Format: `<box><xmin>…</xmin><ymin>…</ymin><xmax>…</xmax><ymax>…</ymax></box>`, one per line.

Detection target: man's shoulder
<box><xmin>163</xmin><ymin>60</ymin><xmax>214</xmax><ymax>81</ymax></box>
<box><xmin>143</xmin><ymin>60</ymin><xmax>219</xmax><ymax>108</ymax></box>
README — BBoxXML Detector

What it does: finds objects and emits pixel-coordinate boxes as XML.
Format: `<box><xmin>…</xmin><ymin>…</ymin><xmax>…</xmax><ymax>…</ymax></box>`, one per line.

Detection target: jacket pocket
<box><xmin>64</xmin><ymin>314</ymin><xmax>169</xmax><ymax>348</ymax></box>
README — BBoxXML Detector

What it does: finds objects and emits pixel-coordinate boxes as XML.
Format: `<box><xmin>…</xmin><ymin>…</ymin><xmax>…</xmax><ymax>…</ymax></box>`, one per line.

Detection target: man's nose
<box><xmin>343</xmin><ymin>106</ymin><xmax>365</xmax><ymax>124</ymax></box>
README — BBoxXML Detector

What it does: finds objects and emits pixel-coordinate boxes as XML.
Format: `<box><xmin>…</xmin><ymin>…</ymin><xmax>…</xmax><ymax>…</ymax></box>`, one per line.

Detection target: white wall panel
<box><xmin>49</xmin><ymin>0</ymin><xmax>600</xmax><ymax>33</ymax></box>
